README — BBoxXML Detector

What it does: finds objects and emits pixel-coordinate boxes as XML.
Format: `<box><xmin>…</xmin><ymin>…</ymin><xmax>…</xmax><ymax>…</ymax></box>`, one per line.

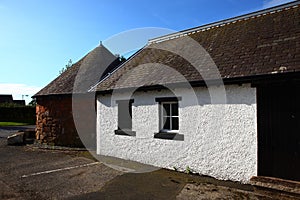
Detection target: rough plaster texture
<box><xmin>97</xmin><ymin>84</ymin><xmax>257</xmax><ymax>183</ymax></box>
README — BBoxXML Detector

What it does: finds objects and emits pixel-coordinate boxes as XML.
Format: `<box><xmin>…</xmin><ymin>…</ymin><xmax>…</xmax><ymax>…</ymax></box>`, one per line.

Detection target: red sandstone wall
<box><xmin>36</xmin><ymin>95</ymin><xmax>96</xmax><ymax>147</ymax></box>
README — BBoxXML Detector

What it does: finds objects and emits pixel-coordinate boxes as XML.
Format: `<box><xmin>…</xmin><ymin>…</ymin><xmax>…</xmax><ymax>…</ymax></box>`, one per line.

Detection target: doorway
<box><xmin>257</xmin><ymin>84</ymin><xmax>300</xmax><ymax>181</ymax></box>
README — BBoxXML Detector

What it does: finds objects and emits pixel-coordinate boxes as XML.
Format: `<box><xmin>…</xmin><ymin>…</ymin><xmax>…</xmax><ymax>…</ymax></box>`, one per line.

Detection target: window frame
<box><xmin>154</xmin><ymin>96</ymin><xmax>184</xmax><ymax>141</ymax></box>
<box><xmin>160</xmin><ymin>101</ymin><xmax>179</xmax><ymax>133</ymax></box>
<box><xmin>114</xmin><ymin>99</ymin><xmax>136</xmax><ymax>136</ymax></box>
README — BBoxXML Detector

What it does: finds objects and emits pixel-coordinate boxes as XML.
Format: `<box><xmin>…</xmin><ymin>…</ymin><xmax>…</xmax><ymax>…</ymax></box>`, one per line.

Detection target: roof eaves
<box><xmin>95</xmin><ymin>71</ymin><xmax>300</xmax><ymax>95</ymax></box>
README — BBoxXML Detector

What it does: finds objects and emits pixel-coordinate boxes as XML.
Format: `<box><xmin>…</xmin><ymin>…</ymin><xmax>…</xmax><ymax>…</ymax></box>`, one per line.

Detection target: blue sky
<box><xmin>0</xmin><ymin>0</ymin><xmax>294</xmax><ymax>103</ymax></box>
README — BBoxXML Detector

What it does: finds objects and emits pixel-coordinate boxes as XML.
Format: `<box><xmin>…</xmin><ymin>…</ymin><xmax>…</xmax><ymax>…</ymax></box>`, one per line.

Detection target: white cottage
<box><xmin>92</xmin><ymin>1</ymin><xmax>300</xmax><ymax>183</ymax></box>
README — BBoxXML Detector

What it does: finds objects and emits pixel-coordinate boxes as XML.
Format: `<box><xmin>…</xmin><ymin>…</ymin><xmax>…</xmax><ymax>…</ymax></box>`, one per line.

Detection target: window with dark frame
<box><xmin>154</xmin><ymin>97</ymin><xmax>184</xmax><ymax>141</ymax></box>
<box><xmin>161</xmin><ymin>102</ymin><xmax>179</xmax><ymax>132</ymax></box>
<box><xmin>115</xmin><ymin>99</ymin><xmax>136</xmax><ymax>136</ymax></box>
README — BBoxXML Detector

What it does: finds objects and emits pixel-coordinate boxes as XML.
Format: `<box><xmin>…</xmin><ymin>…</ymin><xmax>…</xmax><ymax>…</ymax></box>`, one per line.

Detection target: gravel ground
<box><xmin>0</xmin><ymin>126</ymin><xmax>123</xmax><ymax>200</ymax></box>
<box><xmin>177</xmin><ymin>183</ymin><xmax>271</xmax><ymax>200</ymax></box>
<box><xmin>0</xmin><ymin>126</ymin><xmax>295</xmax><ymax>200</ymax></box>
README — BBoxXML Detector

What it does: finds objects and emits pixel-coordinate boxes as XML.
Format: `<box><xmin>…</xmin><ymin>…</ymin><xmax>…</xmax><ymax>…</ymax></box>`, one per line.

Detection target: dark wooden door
<box><xmin>257</xmin><ymin>84</ymin><xmax>300</xmax><ymax>181</ymax></box>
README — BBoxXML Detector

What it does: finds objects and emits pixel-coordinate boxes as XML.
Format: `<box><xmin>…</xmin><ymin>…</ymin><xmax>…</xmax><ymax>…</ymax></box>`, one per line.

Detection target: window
<box><xmin>114</xmin><ymin>99</ymin><xmax>136</xmax><ymax>136</ymax></box>
<box><xmin>161</xmin><ymin>102</ymin><xmax>179</xmax><ymax>132</ymax></box>
<box><xmin>155</xmin><ymin>97</ymin><xmax>183</xmax><ymax>140</ymax></box>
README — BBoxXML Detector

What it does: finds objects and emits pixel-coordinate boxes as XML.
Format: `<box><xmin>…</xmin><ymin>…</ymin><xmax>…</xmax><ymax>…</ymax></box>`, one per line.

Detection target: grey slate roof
<box><xmin>34</xmin><ymin>44</ymin><xmax>120</xmax><ymax>96</ymax></box>
<box><xmin>93</xmin><ymin>2</ymin><xmax>300</xmax><ymax>93</ymax></box>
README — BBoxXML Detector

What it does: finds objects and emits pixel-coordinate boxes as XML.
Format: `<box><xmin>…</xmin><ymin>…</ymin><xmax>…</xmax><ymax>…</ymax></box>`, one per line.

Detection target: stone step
<box><xmin>7</xmin><ymin>129</ymin><xmax>36</xmax><ymax>145</ymax></box>
<box><xmin>7</xmin><ymin>132</ymin><xmax>24</xmax><ymax>145</ymax></box>
<box><xmin>250</xmin><ymin>176</ymin><xmax>300</xmax><ymax>199</ymax></box>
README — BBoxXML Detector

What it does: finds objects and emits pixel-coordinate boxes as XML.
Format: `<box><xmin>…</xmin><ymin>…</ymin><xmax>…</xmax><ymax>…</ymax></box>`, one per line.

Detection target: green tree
<box><xmin>28</xmin><ymin>98</ymin><xmax>37</xmax><ymax>106</ymax></box>
<box><xmin>59</xmin><ymin>59</ymin><xmax>73</xmax><ymax>75</ymax></box>
<box><xmin>119</xmin><ymin>56</ymin><xmax>126</xmax><ymax>62</ymax></box>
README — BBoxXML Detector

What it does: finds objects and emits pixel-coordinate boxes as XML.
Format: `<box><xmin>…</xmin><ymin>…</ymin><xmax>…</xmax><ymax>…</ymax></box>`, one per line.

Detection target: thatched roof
<box><xmin>34</xmin><ymin>44</ymin><xmax>120</xmax><ymax>97</ymax></box>
<box><xmin>93</xmin><ymin>1</ymin><xmax>300</xmax><ymax>93</ymax></box>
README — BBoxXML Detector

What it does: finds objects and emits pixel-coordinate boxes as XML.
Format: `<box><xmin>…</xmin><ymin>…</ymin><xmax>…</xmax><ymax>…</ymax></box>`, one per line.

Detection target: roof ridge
<box><xmin>34</xmin><ymin>43</ymin><xmax>118</xmax><ymax>97</ymax></box>
<box><xmin>97</xmin><ymin>42</ymin><xmax>117</xmax><ymax>58</ymax></box>
<box><xmin>88</xmin><ymin>46</ymin><xmax>147</xmax><ymax>92</ymax></box>
<box><xmin>148</xmin><ymin>0</ymin><xmax>299</xmax><ymax>44</ymax></box>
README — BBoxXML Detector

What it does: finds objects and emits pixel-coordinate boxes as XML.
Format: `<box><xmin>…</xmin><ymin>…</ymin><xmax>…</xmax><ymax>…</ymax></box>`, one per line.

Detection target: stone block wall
<box><xmin>36</xmin><ymin>94</ymin><xmax>96</xmax><ymax>147</ymax></box>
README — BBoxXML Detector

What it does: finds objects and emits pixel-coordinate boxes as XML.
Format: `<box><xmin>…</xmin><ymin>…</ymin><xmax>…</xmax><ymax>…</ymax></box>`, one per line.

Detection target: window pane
<box><xmin>163</xmin><ymin>104</ymin><xmax>170</xmax><ymax>116</ymax></box>
<box><xmin>172</xmin><ymin>117</ymin><xmax>179</xmax><ymax>130</ymax></box>
<box><xmin>163</xmin><ymin>117</ymin><xmax>170</xmax><ymax>130</ymax></box>
<box><xmin>171</xmin><ymin>103</ymin><xmax>178</xmax><ymax>116</ymax></box>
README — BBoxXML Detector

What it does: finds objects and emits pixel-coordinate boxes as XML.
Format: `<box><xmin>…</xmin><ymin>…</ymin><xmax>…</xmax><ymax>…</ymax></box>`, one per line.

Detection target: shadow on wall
<box><xmin>99</xmin><ymin>84</ymin><xmax>256</xmax><ymax>108</ymax></box>
<box><xmin>36</xmin><ymin>95</ymin><xmax>96</xmax><ymax>148</ymax></box>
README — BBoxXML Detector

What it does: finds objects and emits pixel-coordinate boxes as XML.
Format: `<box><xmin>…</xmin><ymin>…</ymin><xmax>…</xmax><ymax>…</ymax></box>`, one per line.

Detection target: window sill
<box><xmin>154</xmin><ymin>132</ymin><xmax>184</xmax><ymax>141</ymax></box>
<box><xmin>114</xmin><ymin>130</ymin><xmax>136</xmax><ymax>136</ymax></box>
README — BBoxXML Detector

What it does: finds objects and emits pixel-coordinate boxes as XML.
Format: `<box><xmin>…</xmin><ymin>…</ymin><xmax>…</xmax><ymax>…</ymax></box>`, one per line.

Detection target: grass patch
<box><xmin>0</xmin><ymin>122</ymin><xmax>31</xmax><ymax>126</ymax></box>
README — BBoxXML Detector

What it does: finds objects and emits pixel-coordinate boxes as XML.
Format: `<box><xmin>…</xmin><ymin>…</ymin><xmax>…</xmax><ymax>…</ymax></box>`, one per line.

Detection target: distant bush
<box><xmin>0</xmin><ymin>104</ymin><xmax>35</xmax><ymax>124</ymax></box>
<box><xmin>0</xmin><ymin>103</ymin><xmax>25</xmax><ymax>107</ymax></box>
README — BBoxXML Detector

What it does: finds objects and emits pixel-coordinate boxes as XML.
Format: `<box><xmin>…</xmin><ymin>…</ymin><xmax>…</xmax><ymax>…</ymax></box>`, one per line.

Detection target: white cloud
<box><xmin>0</xmin><ymin>83</ymin><xmax>41</xmax><ymax>104</ymax></box>
<box><xmin>263</xmin><ymin>0</ymin><xmax>295</xmax><ymax>8</ymax></box>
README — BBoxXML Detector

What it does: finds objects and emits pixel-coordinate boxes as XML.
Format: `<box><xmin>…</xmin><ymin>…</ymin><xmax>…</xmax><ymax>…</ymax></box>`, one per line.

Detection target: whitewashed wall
<box><xmin>97</xmin><ymin>84</ymin><xmax>257</xmax><ymax>183</ymax></box>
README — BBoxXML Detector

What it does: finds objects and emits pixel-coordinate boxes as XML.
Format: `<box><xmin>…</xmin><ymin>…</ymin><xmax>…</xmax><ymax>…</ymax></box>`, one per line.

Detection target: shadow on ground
<box><xmin>1</xmin><ymin>126</ymin><xmax>296</xmax><ymax>200</ymax></box>
<box><xmin>67</xmin><ymin>168</ymin><xmax>262</xmax><ymax>200</ymax></box>
<box><xmin>68</xmin><ymin>169</ymin><xmax>187</xmax><ymax>200</ymax></box>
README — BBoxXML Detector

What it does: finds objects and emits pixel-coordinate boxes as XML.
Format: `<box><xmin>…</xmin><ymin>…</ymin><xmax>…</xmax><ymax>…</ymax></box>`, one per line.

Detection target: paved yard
<box><xmin>0</xmin><ymin>127</ymin><xmax>122</xmax><ymax>200</ymax></box>
<box><xmin>0</xmin><ymin>126</ymin><xmax>295</xmax><ymax>200</ymax></box>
